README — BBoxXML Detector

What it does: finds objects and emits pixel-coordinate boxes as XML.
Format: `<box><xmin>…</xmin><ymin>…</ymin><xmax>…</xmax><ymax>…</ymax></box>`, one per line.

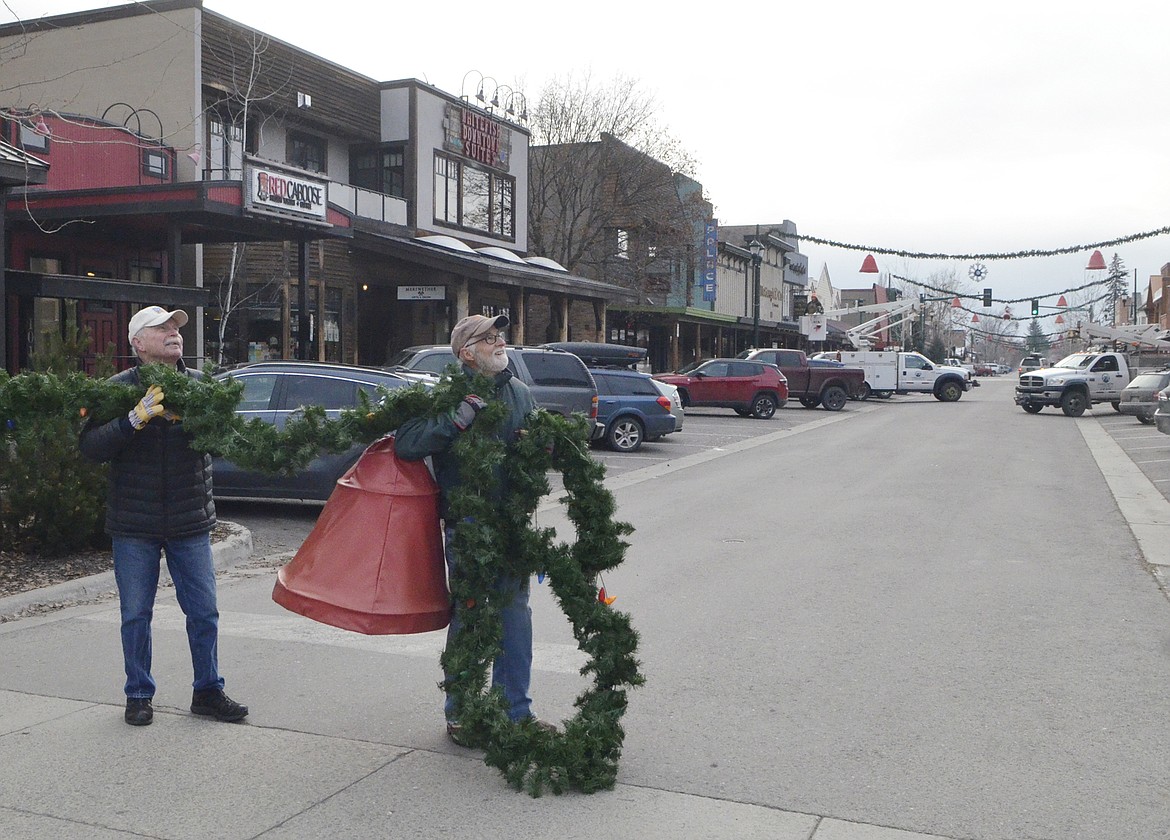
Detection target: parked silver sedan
<box><xmin>1155</xmin><ymin>383</ymin><xmax>1170</xmax><ymax>435</ymax></box>
<box><xmin>1120</xmin><ymin>370</ymin><xmax>1170</xmax><ymax>425</ymax></box>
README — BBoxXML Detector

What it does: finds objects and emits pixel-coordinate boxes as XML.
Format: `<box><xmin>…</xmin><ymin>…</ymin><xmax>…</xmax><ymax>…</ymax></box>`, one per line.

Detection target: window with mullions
<box><xmin>206</xmin><ymin>111</ymin><xmax>251</xmax><ymax>180</ymax></box>
<box><xmin>432</xmin><ymin>153</ymin><xmax>515</xmax><ymax>239</ymax></box>
<box><xmin>434</xmin><ymin>156</ymin><xmax>459</xmax><ymax>225</ymax></box>
<box><xmin>350</xmin><ymin>145</ymin><xmax>405</xmax><ymax>197</ymax></box>
<box><xmin>288</xmin><ymin>131</ymin><xmax>327</xmax><ymax>174</ymax></box>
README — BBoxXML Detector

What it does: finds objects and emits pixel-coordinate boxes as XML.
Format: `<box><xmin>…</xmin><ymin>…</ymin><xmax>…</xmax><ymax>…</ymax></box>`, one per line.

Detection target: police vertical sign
<box><xmin>702</xmin><ymin>220</ymin><xmax>718</xmax><ymax>302</ymax></box>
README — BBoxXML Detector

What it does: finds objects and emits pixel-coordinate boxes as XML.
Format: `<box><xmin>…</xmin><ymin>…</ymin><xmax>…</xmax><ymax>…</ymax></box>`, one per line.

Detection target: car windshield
<box><xmin>677</xmin><ymin>358</ymin><xmax>708</xmax><ymax>374</ymax></box>
<box><xmin>1128</xmin><ymin>373</ymin><xmax>1170</xmax><ymax>389</ymax></box>
<box><xmin>1052</xmin><ymin>353</ymin><xmax>1095</xmax><ymax>369</ymax></box>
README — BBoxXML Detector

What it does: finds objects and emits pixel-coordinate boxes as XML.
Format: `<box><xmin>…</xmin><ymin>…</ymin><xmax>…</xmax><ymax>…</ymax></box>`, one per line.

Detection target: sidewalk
<box><xmin>0</xmin><ymin>472</ymin><xmax>970</xmax><ymax>839</ymax></box>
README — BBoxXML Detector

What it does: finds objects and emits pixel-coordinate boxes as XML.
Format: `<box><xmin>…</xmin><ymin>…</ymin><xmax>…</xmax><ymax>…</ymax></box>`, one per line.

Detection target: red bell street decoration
<box><xmin>272</xmin><ymin>436</ymin><xmax>450</xmax><ymax>634</ymax></box>
<box><xmin>951</xmin><ymin>297</ymin><xmax>962</xmax><ymax>308</ymax></box>
<box><xmin>1054</xmin><ymin>313</ymin><xmax>1065</xmax><ymax>324</ymax></box>
<box><xmin>971</xmin><ymin>313</ymin><xmax>980</xmax><ymax>323</ymax></box>
<box><xmin>860</xmin><ymin>254</ymin><xmax>879</xmax><ymax>274</ymax></box>
<box><xmin>1057</xmin><ymin>295</ymin><xmax>1068</xmax><ymax>308</ymax></box>
<box><xmin>1086</xmin><ymin>250</ymin><xmax>1106</xmax><ymax>271</ymax></box>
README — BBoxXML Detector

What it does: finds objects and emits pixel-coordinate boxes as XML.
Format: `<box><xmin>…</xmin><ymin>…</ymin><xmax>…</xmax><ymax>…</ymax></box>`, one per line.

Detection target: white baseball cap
<box><xmin>128</xmin><ymin>306</ymin><xmax>188</xmax><ymax>343</ymax></box>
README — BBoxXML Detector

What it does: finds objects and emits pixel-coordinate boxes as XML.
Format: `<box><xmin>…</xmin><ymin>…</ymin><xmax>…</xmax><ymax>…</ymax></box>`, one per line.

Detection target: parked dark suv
<box><xmin>386</xmin><ymin>345</ymin><xmax>603</xmax><ymax>438</ymax></box>
<box><xmin>212</xmin><ymin>361</ymin><xmax>419</xmax><ymax>503</ymax></box>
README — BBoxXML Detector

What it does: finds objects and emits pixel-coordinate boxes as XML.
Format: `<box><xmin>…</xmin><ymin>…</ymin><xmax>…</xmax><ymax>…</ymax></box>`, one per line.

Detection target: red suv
<box><xmin>654</xmin><ymin>359</ymin><xmax>788</xmax><ymax>419</ymax></box>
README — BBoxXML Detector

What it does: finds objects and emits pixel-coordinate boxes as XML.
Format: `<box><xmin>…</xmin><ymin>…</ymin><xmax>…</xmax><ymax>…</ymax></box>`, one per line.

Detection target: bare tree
<box><xmin>210</xmin><ymin>242</ymin><xmax>284</xmax><ymax>366</ymax></box>
<box><xmin>527</xmin><ymin>73</ymin><xmax>705</xmax><ymax>295</ymax></box>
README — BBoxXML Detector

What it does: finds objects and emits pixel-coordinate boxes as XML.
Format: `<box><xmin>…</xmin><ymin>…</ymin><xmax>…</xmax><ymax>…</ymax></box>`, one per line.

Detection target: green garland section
<box><xmin>0</xmin><ymin>365</ymin><xmax>643</xmax><ymax>795</ymax></box>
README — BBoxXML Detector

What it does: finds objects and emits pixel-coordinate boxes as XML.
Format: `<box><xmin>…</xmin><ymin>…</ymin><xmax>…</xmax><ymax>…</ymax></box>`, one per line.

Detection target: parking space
<box><xmin>589</xmin><ymin>403</ymin><xmax>859</xmax><ymax>478</ymax></box>
<box><xmin>1092</xmin><ymin>409</ymin><xmax>1170</xmax><ymax>505</ymax></box>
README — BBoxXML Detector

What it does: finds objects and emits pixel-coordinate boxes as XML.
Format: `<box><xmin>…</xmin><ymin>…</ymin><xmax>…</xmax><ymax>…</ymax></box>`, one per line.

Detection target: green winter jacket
<box><xmin>394</xmin><ymin>365</ymin><xmax>535</xmax><ymax>519</ymax></box>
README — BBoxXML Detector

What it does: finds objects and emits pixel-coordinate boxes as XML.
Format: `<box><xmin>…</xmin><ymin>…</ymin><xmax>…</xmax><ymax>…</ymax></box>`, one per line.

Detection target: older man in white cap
<box><xmin>80</xmin><ymin>306</ymin><xmax>248</xmax><ymax>727</ymax></box>
<box><xmin>396</xmin><ymin>313</ymin><xmax>555</xmax><ymax>745</ymax></box>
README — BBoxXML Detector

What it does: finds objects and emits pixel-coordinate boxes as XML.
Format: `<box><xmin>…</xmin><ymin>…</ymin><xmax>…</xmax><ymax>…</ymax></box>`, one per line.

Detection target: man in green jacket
<box><xmin>395</xmin><ymin>314</ymin><xmax>551</xmax><ymax>744</ymax></box>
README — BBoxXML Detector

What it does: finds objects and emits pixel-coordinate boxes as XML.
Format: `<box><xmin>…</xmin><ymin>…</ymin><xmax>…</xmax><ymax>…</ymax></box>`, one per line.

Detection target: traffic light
<box><xmin>983</xmin><ymin>288</ymin><xmax>992</xmax><ymax>307</ymax></box>
<box><xmin>1030</xmin><ymin>299</ymin><xmax>1040</xmax><ymax>316</ymax></box>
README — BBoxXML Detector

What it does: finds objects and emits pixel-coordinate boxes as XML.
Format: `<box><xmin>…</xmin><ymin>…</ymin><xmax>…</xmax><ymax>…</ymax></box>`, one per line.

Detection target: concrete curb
<box><xmin>0</xmin><ymin>522</ymin><xmax>253</xmax><ymax>620</ymax></box>
<box><xmin>1078</xmin><ymin>416</ymin><xmax>1170</xmax><ymax>571</ymax></box>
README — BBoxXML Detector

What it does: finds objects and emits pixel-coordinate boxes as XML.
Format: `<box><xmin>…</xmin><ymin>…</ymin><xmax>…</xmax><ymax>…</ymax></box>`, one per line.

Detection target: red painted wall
<box><xmin>10</xmin><ymin>113</ymin><xmax>175</xmax><ymax>191</ymax></box>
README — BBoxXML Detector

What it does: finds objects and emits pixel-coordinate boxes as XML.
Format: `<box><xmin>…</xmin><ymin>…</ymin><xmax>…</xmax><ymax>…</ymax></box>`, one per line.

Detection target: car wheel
<box><xmin>1022</xmin><ymin>403</ymin><xmax>1043</xmax><ymax>414</ymax></box>
<box><xmin>1138</xmin><ymin>412</ymin><xmax>1155</xmax><ymax>425</ymax></box>
<box><xmin>751</xmin><ymin>393</ymin><xmax>777</xmax><ymax>419</ymax></box>
<box><xmin>677</xmin><ymin>389</ymin><xmax>691</xmax><ymax>408</ymax></box>
<box><xmin>1061</xmin><ymin>390</ymin><xmax>1088</xmax><ymax>417</ymax></box>
<box><xmin>857</xmin><ymin>383</ymin><xmax>872</xmax><ymax>401</ymax></box>
<box><xmin>821</xmin><ymin>385</ymin><xmax>848</xmax><ymax>411</ymax></box>
<box><xmin>935</xmin><ymin>381</ymin><xmax>963</xmax><ymax>402</ymax></box>
<box><xmin>607</xmin><ymin>417</ymin><xmax>644</xmax><ymax>452</ymax></box>
<box><xmin>1111</xmin><ymin>401</ymin><xmax>1121</xmax><ymax>412</ymax></box>
<box><xmin>798</xmin><ymin>396</ymin><xmax>820</xmax><ymax>409</ymax></box>
<box><xmin>734</xmin><ymin>407</ymin><xmax>753</xmax><ymax>417</ymax></box>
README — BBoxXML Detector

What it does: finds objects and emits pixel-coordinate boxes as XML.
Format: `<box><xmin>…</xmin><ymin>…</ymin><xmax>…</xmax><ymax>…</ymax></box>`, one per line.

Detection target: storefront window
<box><xmin>433</xmin><ymin>153</ymin><xmax>515</xmax><ymax>239</ymax></box>
<box><xmin>322</xmin><ymin>288</ymin><xmax>342</xmax><ymax>362</ymax></box>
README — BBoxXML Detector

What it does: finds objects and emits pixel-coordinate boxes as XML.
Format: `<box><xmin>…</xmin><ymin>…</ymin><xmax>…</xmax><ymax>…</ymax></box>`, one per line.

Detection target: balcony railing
<box><xmin>327</xmin><ymin>182</ymin><xmax>408</xmax><ymax>225</ymax></box>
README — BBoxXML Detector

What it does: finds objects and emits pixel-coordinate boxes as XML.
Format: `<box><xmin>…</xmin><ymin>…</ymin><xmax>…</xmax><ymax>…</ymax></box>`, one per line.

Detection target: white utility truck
<box><xmin>1013</xmin><ymin>323</ymin><xmax>1170</xmax><ymax>416</ymax></box>
<box><xmin>814</xmin><ymin>350</ymin><xmax>975</xmax><ymax>401</ymax></box>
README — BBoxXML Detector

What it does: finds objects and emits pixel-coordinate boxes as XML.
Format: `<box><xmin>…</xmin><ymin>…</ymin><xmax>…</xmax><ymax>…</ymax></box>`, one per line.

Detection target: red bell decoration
<box><xmin>272</xmin><ymin>436</ymin><xmax>450</xmax><ymax>634</ymax></box>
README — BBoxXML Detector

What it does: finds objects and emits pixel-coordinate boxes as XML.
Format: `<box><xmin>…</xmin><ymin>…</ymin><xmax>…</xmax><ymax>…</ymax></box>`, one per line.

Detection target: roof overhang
<box><xmin>5</xmin><ymin>181</ymin><xmax>352</xmax><ymax>245</ymax></box>
<box><xmin>0</xmin><ymin>139</ymin><xmax>49</xmax><ymax>190</ymax></box>
<box><xmin>4</xmin><ymin>269</ymin><xmax>210</xmax><ymax>308</ymax></box>
<box><xmin>355</xmin><ymin>231</ymin><xmax>638</xmax><ymax>305</ymax></box>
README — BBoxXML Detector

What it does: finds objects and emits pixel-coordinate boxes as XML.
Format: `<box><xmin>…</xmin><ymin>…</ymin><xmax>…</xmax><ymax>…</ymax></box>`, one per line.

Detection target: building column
<box><xmin>454</xmin><ymin>277</ymin><xmax>470</xmax><ymax>325</ymax></box>
<box><xmin>558</xmin><ymin>294</ymin><xmax>569</xmax><ymax>341</ymax></box>
<box><xmin>593</xmin><ymin>299</ymin><xmax>605</xmax><ymax>341</ymax></box>
<box><xmin>509</xmin><ymin>287</ymin><xmax>524</xmax><ymax>345</ymax></box>
<box><xmin>297</xmin><ymin>239</ymin><xmax>311</xmax><ymax>360</ymax></box>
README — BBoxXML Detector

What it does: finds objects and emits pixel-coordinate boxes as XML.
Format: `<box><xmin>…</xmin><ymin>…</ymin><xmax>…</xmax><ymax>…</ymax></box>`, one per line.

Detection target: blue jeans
<box><xmin>443</xmin><ymin>525</ymin><xmax>532</xmax><ymax>722</ymax></box>
<box><xmin>112</xmin><ymin>533</ymin><xmax>223</xmax><ymax>699</ymax></box>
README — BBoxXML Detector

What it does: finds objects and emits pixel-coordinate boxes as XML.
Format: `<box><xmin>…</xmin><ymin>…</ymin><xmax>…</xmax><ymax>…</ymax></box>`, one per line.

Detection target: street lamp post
<box><xmin>749</xmin><ymin>239</ymin><xmax>763</xmax><ymax>349</ymax></box>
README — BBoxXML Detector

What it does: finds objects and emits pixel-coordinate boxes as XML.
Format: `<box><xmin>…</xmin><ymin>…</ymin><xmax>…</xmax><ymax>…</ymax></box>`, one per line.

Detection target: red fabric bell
<box><xmin>272</xmin><ymin>436</ymin><xmax>450</xmax><ymax>634</ymax></box>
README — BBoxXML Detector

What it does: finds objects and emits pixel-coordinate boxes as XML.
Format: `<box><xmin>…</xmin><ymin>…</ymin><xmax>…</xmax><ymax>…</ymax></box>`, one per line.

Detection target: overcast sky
<box><xmin>8</xmin><ymin>0</ymin><xmax>1169</xmax><ymax>323</ymax></box>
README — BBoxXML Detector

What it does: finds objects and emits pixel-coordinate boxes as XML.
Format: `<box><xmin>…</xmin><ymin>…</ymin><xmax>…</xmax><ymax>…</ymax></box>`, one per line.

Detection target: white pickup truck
<box><xmin>1013</xmin><ymin>351</ymin><xmax>1132</xmax><ymax>416</ymax></box>
<box><xmin>814</xmin><ymin>350</ymin><xmax>976</xmax><ymax>401</ymax></box>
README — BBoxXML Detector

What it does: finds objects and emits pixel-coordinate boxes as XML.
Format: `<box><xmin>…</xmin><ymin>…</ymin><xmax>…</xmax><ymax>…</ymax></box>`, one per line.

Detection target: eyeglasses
<box><xmin>467</xmin><ymin>331</ymin><xmax>505</xmax><ymax>348</ymax></box>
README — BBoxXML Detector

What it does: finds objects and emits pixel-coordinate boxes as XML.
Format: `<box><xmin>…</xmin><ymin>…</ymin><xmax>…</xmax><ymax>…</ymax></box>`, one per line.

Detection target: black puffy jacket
<box><xmin>79</xmin><ymin>362</ymin><xmax>215</xmax><ymax>539</ymax></box>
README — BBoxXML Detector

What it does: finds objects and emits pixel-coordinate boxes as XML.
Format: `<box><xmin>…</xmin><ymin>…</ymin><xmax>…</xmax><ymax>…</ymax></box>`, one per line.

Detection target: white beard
<box><xmin>478</xmin><ymin>348</ymin><xmax>508</xmax><ymax>374</ymax></box>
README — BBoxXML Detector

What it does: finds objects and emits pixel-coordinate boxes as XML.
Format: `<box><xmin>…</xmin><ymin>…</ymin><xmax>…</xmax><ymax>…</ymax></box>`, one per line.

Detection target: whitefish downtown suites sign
<box><xmin>443</xmin><ymin>104</ymin><xmax>512</xmax><ymax>171</ymax></box>
<box><xmin>245</xmin><ymin>160</ymin><xmax>329</xmax><ymax>223</ymax></box>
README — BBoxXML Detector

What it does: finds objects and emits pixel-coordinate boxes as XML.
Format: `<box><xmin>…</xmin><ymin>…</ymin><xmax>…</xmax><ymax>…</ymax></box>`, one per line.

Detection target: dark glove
<box><xmin>128</xmin><ymin>385</ymin><xmax>165</xmax><ymax>430</ymax></box>
<box><xmin>453</xmin><ymin>395</ymin><xmax>487</xmax><ymax>431</ymax></box>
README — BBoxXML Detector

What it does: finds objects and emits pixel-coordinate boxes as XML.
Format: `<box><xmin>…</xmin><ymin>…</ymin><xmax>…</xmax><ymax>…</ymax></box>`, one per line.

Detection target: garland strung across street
<box><xmin>0</xmin><ymin>365</ymin><xmax>643</xmax><ymax>795</ymax></box>
<box><xmin>790</xmin><ymin>224</ymin><xmax>1170</xmax><ymax>261</ymax></box>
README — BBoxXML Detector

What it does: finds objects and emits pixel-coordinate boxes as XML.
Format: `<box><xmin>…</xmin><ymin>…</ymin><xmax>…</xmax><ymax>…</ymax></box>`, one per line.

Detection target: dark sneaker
<box><xmin>191</xmin><ymin>689</ymin><xmax>248</xmax><ymax>722</ymax></box>
<box><xmin>125</xmin><ymin>697</ymin><xmax>153</xmax><ymax>726</ymax></box>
